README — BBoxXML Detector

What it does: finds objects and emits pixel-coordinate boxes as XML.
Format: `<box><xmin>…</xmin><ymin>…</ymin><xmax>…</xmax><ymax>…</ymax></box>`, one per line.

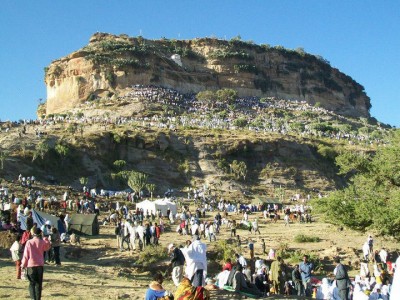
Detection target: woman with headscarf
<box><xmin>352</xmin><ymin>275</ymin><xmax>369</xmax><ymax>300</ymax></box>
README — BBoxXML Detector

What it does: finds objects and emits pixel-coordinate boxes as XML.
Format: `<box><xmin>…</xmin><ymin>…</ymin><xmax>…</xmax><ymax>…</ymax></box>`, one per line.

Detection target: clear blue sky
<box><xmin>1</xmin><ymin>1</ymin><xmax>399</xmax><ymax>126</ymax></box>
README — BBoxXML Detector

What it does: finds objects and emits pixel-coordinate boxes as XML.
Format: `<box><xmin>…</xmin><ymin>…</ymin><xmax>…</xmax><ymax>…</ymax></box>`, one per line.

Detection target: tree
<box><xmin>79</xmin><ymin>177</ymin><xmax>88</xmax><ymax>187</ymax></box>
<box><xmin>55</xmin><ymin>143</ymin><xmax>70</xmax><ymax>164</ymax></box>
<box><xmin>32</xmin><ymin>140</ymin><xmax>50</xmax><ymax>162</ymax></box>
<box><xmin>196</xmin><ymin>90</ymin><xmax>216</xmax><ymax>108</ymax></box>
<box><xmin>216</xmin><ymin>89</ymin><xmax>238</xmax><ymax>105</ymax></box>
<box><xmin>230</xmin><ymin>160</ymin><xmax>247</xmax><ymax>181</ymax></box>
<box><xmin>147</xmin><ymin>183</ymin><xmax>156</xmax><ymax>200</ymax></box>
<box><xmin>312</xmin><ymin>130</ymin><xmax>400</xmax><ymax>237</ymax></box>
<box><xmin>127</xmin><ymin>171</ymin><xmax>148</xmax><ymax>200</ymax></box>
<box><xmin>0</xmin><ymin>150</ymin><xmax>8</xmax><ymax>170</ymax></box>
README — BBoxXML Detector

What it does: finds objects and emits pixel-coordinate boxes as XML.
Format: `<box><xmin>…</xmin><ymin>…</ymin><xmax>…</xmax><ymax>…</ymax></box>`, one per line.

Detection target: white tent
<box><xmin>155</xmin><ymin>199</ymin><xmax>177</xmax><ymax>216</ymax></box>
<box><xmin>136</xmin><ymin>199</ymin><xmax>177</xmax><ymax>216</ymax></box>
<box><xmin>136</xmin><ymin>199</ymin><xmax>177</xmax><ymax>217</ymax></box>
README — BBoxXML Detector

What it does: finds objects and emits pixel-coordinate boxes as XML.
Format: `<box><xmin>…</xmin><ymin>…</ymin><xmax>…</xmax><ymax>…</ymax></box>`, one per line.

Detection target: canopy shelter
<box><xmin>155</xmin><ymin>199</ymin><xmax>177</xmax><ymax>216</ymax></box>
<box><xmin>136</xmin><ymin>199</ymin><xmax>177</xmax><ymax>217</ymax></box>
<box><xmin>20</xmin><ymin>209</ymin><xmax>65</xmax><ymax>234</ymax></box>
<box><xmin>69</xmin><ymin>214</ymin><xmax>99</xmax><ymax>236</ymax></box>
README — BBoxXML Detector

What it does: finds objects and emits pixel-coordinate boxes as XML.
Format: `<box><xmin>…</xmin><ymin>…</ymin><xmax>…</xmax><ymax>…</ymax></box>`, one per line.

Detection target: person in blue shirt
<box><xmin>145</xmin><ymin>273</ymin><xmax>170</xmax><ymax>300</ymax></box>
<box><xmin>299</xmin><ymin>255</ymin><xmax>313</xmax><ymax>296</ymax></box>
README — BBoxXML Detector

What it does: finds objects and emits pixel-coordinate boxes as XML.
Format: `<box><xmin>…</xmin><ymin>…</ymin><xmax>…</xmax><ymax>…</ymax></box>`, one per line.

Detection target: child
<box><xmin>248</xmin><ymin>239</ymin><xmax>254</xmax><ymax>260</ymax></box>
<box><xmin>236</xmin><ymin>235</ymin><xmax>241</xmax><ymax>249</ymax></box>
<box><xmin>10</xmin><ymin>235</ymin><xmax>22</xmax><ymax>279</ymax></box>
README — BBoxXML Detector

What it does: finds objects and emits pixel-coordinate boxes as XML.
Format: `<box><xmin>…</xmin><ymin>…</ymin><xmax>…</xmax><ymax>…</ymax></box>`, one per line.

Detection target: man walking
<box><xmin>21</xmin><ymin>228</ymin><xmax>51</xmax><ymax>300</ymax></box>
<box><xmin>168</xmin><ymin>243</ymin><xmax>185</xmax><ymax>286</ymax></box>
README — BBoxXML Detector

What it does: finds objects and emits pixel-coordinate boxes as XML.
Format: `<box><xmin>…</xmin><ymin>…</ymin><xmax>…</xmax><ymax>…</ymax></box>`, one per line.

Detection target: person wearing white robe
<box><xmin>128</xmin><ymin>223</ymin><xmax>136</xmax><ymax>251</ymax></box>
<box><xmin>182</xmin><ymin>236</ymin><xmax>207</xmax><ymax>287</ymax></box>
<box><xmin>362</xmin><ymin>242</ymin><xmax>370</xmax><ymax>261</ymax></box>
<box><xmin>390</xmin><ymin>256</ymin><xmax>400</xmax><ymax>300</ymax></box>
<box><xmin>316</xmin><ymin>278</ymin><xmax>332</xmax><ymax>299</ymax></box>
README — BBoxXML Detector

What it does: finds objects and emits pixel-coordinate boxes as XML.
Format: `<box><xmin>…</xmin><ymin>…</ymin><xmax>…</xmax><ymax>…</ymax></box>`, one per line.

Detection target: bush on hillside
<box><xmin>294</xmin><ymin>234</ymin><xmax>320</xmax><ymax>243</ymax></box>
<box><xmin>136</xmin><ymin>245</ymin><xmax>168</xmax><ymax>267</ymax></box>
<box><xmin>214</xmin><ymin>239</ymin><xmax>238</xmax><ymax>262</ymax></box>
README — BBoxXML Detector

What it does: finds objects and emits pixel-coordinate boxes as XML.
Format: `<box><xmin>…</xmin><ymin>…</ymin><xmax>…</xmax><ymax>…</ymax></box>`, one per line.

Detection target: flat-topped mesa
<box><xmin>44</xmin><ymin>32</ymin><xmax>371</xmax><ymax>118</ymax></box>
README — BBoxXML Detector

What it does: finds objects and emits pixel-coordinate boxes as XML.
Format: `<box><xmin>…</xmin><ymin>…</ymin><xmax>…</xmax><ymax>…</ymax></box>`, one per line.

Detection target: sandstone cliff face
<box><xmin>44</xmin><ymin>33</ymin><xmax>371</xmax><ymax>118</ymax></box>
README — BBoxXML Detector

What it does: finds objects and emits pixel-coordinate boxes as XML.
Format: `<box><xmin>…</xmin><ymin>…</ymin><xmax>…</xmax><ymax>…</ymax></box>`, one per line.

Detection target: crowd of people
<box><xmin>1</xmin><ymin>171</ymin><xmax>400</xmax><ymax>299</ymax></box>
<box><xmin>0</xmin><ymin>85</ymin><xmax>388</xmax><ymax>146</ymax></box>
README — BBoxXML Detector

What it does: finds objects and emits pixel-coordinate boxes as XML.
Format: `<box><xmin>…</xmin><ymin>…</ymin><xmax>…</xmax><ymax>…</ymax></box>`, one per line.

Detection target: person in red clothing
<box><xmin>154</xmin><ymin>223</ymin><xmax>161</xmax><ymax>245</ymax></box>
<box><xmin>10</xmin><ymin>235</ymin><xmax>23</xmax><ymax>279</ymax></box>
<box><xmin>222</xmin><ymin>258</ymin><xmax>233</xmax><ymax>271</ymax></box>
<box><xmin>21</xmin><ymin>228</ymin><xmax>51</xmax><ymax>300</ymax></box>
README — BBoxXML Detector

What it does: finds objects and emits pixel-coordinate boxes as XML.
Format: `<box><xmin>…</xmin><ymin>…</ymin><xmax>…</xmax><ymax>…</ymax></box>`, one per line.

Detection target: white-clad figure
<box><xmin>390</xmin><ymin>256</ymin><xmax>400</xmax><ymax>300</ymax></box>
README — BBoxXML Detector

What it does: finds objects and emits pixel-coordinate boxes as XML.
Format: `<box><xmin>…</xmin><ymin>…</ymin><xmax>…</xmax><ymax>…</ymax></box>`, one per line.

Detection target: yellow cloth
<box><xmin>174</xmin><ymin>277</ymin><xmax>210</xmax><ymax>300</ymax></box>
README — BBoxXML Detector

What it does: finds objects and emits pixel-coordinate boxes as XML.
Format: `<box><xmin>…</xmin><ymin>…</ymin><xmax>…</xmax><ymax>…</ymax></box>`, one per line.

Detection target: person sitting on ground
<box><xmin>235</xmin><ymin>253</ymin><xmax>247</xmax><ymax>268</ymax></box>
<box><xmin>145</xmin><ymin>273</ymin><xmax>172</xmax><ymax>300</ymax></box>
<box><xmin>222</xmin><ymin>258</ymin><xmax>233</xmax><ymax>271</ymax></box>
<box><xmin>316</xmin><ymin>278</ymin><xmax>332</xmax><ymax>300</ymax></box>
<box><xmin>174</xmin><ymin>276</ymin><xmax>210</xmax><ymax>300</ymax></box>
<box><xmin>232</xmin><ymin>264</ymin><xmax>264</xmax><ymax>297</ymax></box>
<box><xmin>254</xmin><ymin>265</ymin><xmax>269</xmax><ymax>295</ymax></box>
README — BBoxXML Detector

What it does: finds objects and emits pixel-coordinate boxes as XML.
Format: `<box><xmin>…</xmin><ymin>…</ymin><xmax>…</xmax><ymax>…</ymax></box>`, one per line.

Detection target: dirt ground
<box><xmin>0</xmin><ymin>210</ymin><xmax>399</xmax><ymax>300</ymax></box>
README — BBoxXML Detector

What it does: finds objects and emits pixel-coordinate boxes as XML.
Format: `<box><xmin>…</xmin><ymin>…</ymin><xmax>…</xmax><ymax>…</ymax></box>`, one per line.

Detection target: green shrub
<box><xmin>233</xmin><ymin>118</ymin><xmax>248</xmax><ymax>128</ymax></box>
<box><xmin>214</xmin><ymin>239</ymin><xmax>238</xmax><ymax>262</ymax></box>
<box><xmin>136</xmin><ymin>245</ymin><xmax>168</xmax><ymax>266</ymax></box>
<box><xmin>178</xmin><ymin>159</ymin><xmax>190</xmax><ymax>174</ymax></box>
<box><xmin>317</xmin><ymin>144</ymin><xmax>337</xmax><ymax>162</ymax></box>
<box><xmin>233</xmin><ymin>64</ymin><xmax>258</xmax><ymax>74</ymax></box>
<box><xmin>293</xmin><ymin>234</ymin><xmax>321</xmax><ymax>243</ymax></box>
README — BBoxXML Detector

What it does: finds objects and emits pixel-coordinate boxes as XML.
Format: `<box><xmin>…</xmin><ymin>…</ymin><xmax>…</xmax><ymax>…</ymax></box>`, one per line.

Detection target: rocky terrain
<box><xmin>44</xmin><ymin>33</ymin><xmax>370</xmax><ymax>118</ymax></box>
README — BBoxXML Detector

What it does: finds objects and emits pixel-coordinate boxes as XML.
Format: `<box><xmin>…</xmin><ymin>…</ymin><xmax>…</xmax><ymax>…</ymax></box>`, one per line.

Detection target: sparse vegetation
<box><xmin>136</xmin><ymin>245</ymin><xmax>168</xmax><ymax>266</ymax></box>
<box><xmin>294</xmin><ymin>234</ymin><xmax>321</xmax><ymax>243</ymax></box>
<box><xmin>214</xmin><ymin>239</ymin><xmax>238</xmax><ymax>262</ymax></box>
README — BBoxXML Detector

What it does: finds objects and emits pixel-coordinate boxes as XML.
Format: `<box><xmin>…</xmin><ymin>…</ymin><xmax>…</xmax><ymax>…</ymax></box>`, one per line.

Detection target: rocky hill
<box><xmin>1</xmin><ymin>32</ymin><xmax>388</xmax><ymax>199</ymax></box>
<box><xmin>44</xmin><ymin>33</ymin><xmax>370</xmax><ymax>118</ymax></box>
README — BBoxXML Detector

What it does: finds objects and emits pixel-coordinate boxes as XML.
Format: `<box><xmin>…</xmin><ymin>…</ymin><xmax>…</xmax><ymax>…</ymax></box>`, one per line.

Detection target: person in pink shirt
<box><xmin>21</xmin><ymin>228</ymin><xmax>51</xmax><ymax>300</ymax></box>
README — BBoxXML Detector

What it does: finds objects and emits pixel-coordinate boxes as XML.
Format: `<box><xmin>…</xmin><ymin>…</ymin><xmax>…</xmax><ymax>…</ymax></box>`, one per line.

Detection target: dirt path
<box><xmin>1</xmin><ymin>210</ymin><xmax>399</xmax><ymax>299</ymax></box>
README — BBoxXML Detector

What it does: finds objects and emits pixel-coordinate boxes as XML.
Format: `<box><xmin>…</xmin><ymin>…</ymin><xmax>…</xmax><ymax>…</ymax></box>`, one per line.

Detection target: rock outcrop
<box><xmin>44</xmin><ymin>33</ymin><xmax>371</xmax><ymax>118</ymax></box>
